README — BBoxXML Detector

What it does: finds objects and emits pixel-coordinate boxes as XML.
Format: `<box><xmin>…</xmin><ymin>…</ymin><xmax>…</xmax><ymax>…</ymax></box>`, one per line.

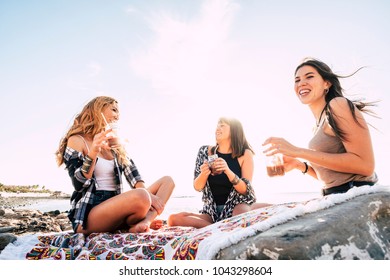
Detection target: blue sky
<box><xmin>1</xmin><ymin>0</ymin><xmax>389</xmax><ymax>201</ymax></box>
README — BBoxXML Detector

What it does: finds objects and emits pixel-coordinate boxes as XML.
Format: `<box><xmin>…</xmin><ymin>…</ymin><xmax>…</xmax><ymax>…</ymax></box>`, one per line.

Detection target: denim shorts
<box><xmin>92</xmin><ymin>190</ymin><xmax>117</xmax><ymax>207</ymax></box>
<box><xmin>71</xmin><ymin>190</ymin><xmax>117</xmax><ymax>231</ymax></box>
<box><xmin>322</xmin><ymin>181</ymin><xmax>375</xmax><ymax>196</ymax></box>
<box><xmin>216</xmin><ymin>205</ymin><xmax>224</xmax><ymax>216</ymax></box>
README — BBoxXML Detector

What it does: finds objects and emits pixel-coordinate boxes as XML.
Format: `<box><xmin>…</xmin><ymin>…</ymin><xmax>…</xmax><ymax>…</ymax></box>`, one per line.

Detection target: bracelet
<box><xmin>81</xmin><ymin>155</ymin><xmax>94</xmax><ymax>173</ymax></box>
<box><xmin>302</xmin><ymin>162</ymin><xmax>308</xmax><ymax>174</ymax></box>
<box><xmin>231</xmin><ymin>174</ymin><xmax>240</xmax><ymax>185</ymax></box>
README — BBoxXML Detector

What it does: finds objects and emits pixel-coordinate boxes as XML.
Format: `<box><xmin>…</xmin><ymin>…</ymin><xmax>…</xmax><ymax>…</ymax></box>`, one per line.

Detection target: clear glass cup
<box><xmin>208</xmin><ymin>154</ymin><xmax>220</xmax><ymax>175</ymax></box>
<box><xmin>106</xmin><ymin>123</ymin><xmax>120</xmax><ymax>148</ymax></box>
<box><xmin>266</xmin><ymin>153</ymin><xmax>285</xmax><ymax>177</ymax></box>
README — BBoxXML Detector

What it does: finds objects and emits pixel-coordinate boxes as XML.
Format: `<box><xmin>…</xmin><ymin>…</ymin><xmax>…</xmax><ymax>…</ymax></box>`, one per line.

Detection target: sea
<box><xmin>19</xmin><ymin>191</ymin><xmax>321</xmax><ymax>219</ymax></box>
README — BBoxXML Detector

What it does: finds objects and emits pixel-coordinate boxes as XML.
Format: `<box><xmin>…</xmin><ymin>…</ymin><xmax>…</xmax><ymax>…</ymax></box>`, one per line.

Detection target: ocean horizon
<box><xmin>16</xmin><ymin>191</ymin><xmax>321</xmax><ymax>219</ymax></box>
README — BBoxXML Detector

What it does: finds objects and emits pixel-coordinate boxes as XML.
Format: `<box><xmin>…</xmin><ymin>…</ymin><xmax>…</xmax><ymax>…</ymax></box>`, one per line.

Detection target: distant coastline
<box><xmin>0</xmin><ymin>183</ymin><xmax>70</xmax><ymax>211</ymax></box>
<box><xmin>0</xmin><ymin>191</ymin><xmax>70</xmax><ymax>198</ymax></box>
<box><xmin>0</xmin><ymin>182</ymin><xmax>70</xmax><ymax>198</ymax></box>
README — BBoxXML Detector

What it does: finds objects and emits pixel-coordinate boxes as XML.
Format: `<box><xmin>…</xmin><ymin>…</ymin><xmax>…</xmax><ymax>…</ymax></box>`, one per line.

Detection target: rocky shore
<box><xmin>0</xmin><ymin>195</ymin><xmax>72</xmax><ymax>253</ymax></box>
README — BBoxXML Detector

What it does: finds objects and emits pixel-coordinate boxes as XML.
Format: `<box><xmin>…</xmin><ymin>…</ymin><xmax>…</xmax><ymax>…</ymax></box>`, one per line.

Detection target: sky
<box><xmin>1</xmin><ymin>0</ymin><xmax>390</xmax><ymax>203</ymax></box>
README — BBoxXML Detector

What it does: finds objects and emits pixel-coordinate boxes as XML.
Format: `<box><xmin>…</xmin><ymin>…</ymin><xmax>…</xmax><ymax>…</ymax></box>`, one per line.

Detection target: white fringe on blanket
<box><xmin>195</xmin><ymin>184</ymin><xmax>390</xmax><ymax>259</ymax></box>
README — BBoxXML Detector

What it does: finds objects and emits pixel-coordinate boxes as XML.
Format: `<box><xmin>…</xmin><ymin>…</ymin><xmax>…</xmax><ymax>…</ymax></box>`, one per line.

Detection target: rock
<box><xmin>56</xmin><ymin>213</ymin><xmax>68</xmax><ymax>219</ymax></box>
<box><xmin>0</xmin><ymin>227</ymin><xmax>17</xmax><ymax>234</ymax></box>
<box><xmin>0</xmin><ymin>208</ymin><xmax>72</xmax><ymax>253</ymax></box>
<box><xmin>1</xmin><ymin>209</ymin><xmax>19</xmax><ymax>219</ymax></box>
<box><xmin>0</xmin><ymin>233</ymin><xmax>17</xmax><ymax>251</ymax></box>
<box><xmin>216</xmin><ymin>191</ymin><xmax>390</xmax><ymax>260</ymax></box>
<box><xmin>0</xmin><ymin>195</ymin><xmax>75</xmax><ymax>253</ymax></box>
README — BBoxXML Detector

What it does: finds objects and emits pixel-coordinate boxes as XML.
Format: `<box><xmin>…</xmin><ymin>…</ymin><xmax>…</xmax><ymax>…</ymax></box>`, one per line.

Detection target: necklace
<box><xmin>316</xmin><ymin>106</ymin><xmax>327</xmax><ymax>127</ymax></box>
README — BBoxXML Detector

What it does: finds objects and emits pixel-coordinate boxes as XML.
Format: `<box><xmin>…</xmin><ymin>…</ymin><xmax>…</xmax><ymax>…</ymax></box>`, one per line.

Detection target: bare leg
<box><xmin>141</xmin><ymin>176</ymin><xmax>175</xmax><ymax>230</ymax></box>
<box><xmin>147</xmin><ymin>176</ymin><xmax>175</xmax><ymax>207</ymax></box>
<box><xmin>167</xmin><ymin>212</ymin><xmax>213</xmax><ymax>228</ymax></box>
<box><xmin>232</xmin><ymin>202</ymin><xmax>272</xmax><ymax>217</ymax></box>
<box><xmin>128</xmin><ymin>208</ymin><xmax>159</xmax><ymax>233</ymax></box>
<box><xmin>76</xmin><ymin>188</ymin><xmax>151</xmax><ymax>235</ymax></box>
<box><xmin>232</xmin><ymin>203</ymin><xmax>252</xmax><ymax>216</ymax></box>
<box><xmin>250</xmin><ymin>202</ymin><xmax>273</xmax><ymax>210</ymax></box>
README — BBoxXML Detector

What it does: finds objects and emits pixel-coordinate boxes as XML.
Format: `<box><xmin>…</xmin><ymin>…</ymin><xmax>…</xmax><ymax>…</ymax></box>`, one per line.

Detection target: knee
<box><xmin>167</xmin><ymin>212</ymin><xmax>183</xmax><ymax>226</ymax></box>
<box><xmin>162</xmin><ymin>176</ymin><xmax>175</xmax><ymax>189</ymax></box>
<box><xmin>232</xmin><ymin>203</ymin><xmax>250</xmax><ymax>216</ymax></box>
<box><xmin>132</xmin><ymin>188</ymin><xmax>151</xmax><ymax>213</ymax></box>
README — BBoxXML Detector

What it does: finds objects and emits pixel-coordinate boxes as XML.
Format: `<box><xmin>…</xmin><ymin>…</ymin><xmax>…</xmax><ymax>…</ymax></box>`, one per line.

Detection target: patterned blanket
<box><xmin>25</xmin><ymin>202</ymin><xmax>294</xmax><ymax>260</ymax></box>
<box><xmin>3</xmin><ymin>184</ymin><xmax>388</xmax><ymax>260</ymax></box>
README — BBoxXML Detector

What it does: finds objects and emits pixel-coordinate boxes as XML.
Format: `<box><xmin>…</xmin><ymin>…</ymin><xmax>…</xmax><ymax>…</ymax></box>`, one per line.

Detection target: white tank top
<box><xmin>94</xmin><ymin>157</ymin><xmax>117</xmax><ymax>191</ymax></box>
<box><xmin>77</xmin><ymin>135</ymin><xmax>116</xmax><ymax>191</ymax></box>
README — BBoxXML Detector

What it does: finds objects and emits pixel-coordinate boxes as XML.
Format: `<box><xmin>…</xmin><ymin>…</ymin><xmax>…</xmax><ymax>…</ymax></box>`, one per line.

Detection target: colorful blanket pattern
<box><xmin>24</xmin><ymin>201</ymin><xmax>301</xmax><ymax>260</ymax></box>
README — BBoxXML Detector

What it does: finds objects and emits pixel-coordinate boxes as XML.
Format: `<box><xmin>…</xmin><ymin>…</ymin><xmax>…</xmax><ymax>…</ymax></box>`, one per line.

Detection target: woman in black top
<box><xmin>168</xmin><ymin>117</ymin><xmax>268</xmax><ymax>228</ymax></box>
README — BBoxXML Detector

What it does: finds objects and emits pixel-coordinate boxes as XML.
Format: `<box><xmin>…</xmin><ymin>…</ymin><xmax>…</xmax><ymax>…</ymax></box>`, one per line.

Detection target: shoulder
<box><xmin>67</xmin><ymin>135</ymin><xmax>87</xmax><ymax>154</ymax></box>
<box><xmin>244</xmin><ymin>148</ymin><xmax>254</xmax><ymax>156</ymax></box>
<box><xmin>238</xmin><ymin>148</ymin><xmax>254</xmax><ymax>167</ymax></box>
<box><xmin>328</xmin><ymin>97</ymin><xmax>358</xmax><ymax>119</ymax></box>
<box><xmin>242</xmin><ymin>149</ymin><xmax>254</xmax><ymax>160</ymax></box>
<box><xmin>238</xmin><ymin>148</ymin><xmax>253</xmax><ymax>160</ymax></box>
<box><xmin>327</xmin><ymin>97</ymin><xmax>368</xmax><ymax>131</ymax></box>
<box><xmin>328</xmin><ymin>97</ymin><xmax>351</xmax><ymax>112</ymax></box>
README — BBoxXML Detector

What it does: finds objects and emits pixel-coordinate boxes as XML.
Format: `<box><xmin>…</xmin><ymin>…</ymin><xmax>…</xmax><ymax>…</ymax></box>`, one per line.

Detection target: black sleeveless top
<box><xmin>207</xmin><ymin>150</ymin><xmax>242</xmax><ymax>205</ymax></box>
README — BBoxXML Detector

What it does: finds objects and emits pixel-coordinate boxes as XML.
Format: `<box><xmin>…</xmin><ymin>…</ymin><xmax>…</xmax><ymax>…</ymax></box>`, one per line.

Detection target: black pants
<box><xmin>322</xmin><ymin>181</ymin><xmax>375</xmax><ymax>196</ymax></box>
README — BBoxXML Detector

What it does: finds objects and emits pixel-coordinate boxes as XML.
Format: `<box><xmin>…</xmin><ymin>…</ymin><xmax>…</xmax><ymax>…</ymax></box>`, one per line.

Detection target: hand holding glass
<box><xmin>266</xmin><ymin>153</ymin><xmax>285</xmax><ymax>177</ymax></box>
<box><xmin>208</xmin><ymin>154</ymin><xmax>220</xmax><ymax>175</ymax></box>
<box><xmin>101</xmin><ymin>113</ymin><xmax>120</xmax><ymax>148</ymax></box>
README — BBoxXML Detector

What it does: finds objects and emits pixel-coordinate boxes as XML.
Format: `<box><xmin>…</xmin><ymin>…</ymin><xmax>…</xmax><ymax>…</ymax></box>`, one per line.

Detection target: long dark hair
<box><xmin>212</xmin><ymin>117</ymin><xmax>254</xmax><ymax>158</ymax></box>
<box><xmin>295</xmin><ymin>58</ymin><xmax>378</xmax><ymax>141</ymax></box>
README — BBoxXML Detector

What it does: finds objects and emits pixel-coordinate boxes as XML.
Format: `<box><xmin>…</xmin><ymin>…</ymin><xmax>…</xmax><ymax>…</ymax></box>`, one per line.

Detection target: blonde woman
<box><xmin>56</xmin><ymin>96</ymin><xmax>174</xmax><ymax>234</ymax></box>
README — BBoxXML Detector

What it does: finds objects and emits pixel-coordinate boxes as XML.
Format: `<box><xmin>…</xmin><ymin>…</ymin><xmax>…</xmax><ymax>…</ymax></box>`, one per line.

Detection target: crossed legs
<box><xmin>129</xmin><ymin>176</ymin><xmax>175</xmax><ymax>232</ymax></box>
<box><xmin>75</xmin><ymin>176</ymin><xmax>175</xmax><ymax>234</ymax></box>
<box><xmin>75</xmin><ymin>188</ymin><xmax>151</xmax><ymax>235</ymax></box>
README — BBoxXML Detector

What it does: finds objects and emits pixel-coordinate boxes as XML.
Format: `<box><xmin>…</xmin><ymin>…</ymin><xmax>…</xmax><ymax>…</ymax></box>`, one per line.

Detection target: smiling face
<box><xmin>294</xmin><ymin>65</ymin><xmax>330</xmax><ymax>106</ymax></box>
<box><xmin>215</xmin><ymin>120</ymin><xmax>231</xmax><ymax>143</ymax></box>
<box><xmin>102</xmin><ymin>102</ymin><xmax>120</xmax><ymax>124</ymax></box>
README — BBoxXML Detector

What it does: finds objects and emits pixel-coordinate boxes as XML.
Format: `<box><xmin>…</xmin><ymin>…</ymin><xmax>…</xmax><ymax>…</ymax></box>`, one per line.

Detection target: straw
<box><xmin>101</xmin><ymin>112</ymin><xmax>109</xmax><ymax>126</ymax></box>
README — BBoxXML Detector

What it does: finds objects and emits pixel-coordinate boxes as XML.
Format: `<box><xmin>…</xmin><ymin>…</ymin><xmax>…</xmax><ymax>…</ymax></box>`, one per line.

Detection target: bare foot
<box><xmin>150</xmin><ymin>219</ymin><xmax>164</xmax><ymax>230</ymax></box>
<box><xmin>128</xmin><ymin>221</ymin><xmax>149</xmax><ymax>233</ymax></box>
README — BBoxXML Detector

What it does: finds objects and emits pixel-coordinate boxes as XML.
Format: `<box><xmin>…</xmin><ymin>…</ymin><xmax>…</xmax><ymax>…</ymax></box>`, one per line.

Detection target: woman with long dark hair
<box><xmin>263</xmin><ymin>58</ymin><xmax>378</xmax><ymax>196</ymax></box>
<box><xmin>168</xmin><ymin>117</ymin><xmax>267</xmax><ymax>228</ymax></box>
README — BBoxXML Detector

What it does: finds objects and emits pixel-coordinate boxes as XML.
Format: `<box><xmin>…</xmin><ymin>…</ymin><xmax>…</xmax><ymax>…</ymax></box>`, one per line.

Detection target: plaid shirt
<box><xmin>195</xmin><ymin>145</ymin><xmax>256</xmax><ymax>223</ymax></box>
<box><xmin>63</xmin><ymin>146</ymin><xmax>143</xmax><ymax>231</ymax></box>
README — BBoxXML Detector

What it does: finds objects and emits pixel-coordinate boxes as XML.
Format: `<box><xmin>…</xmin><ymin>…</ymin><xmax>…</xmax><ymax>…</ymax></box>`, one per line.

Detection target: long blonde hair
<box><xmin>56</xmin><ymin>96</ymin><xmax>129</xmax><ymax>166</ymax></box>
